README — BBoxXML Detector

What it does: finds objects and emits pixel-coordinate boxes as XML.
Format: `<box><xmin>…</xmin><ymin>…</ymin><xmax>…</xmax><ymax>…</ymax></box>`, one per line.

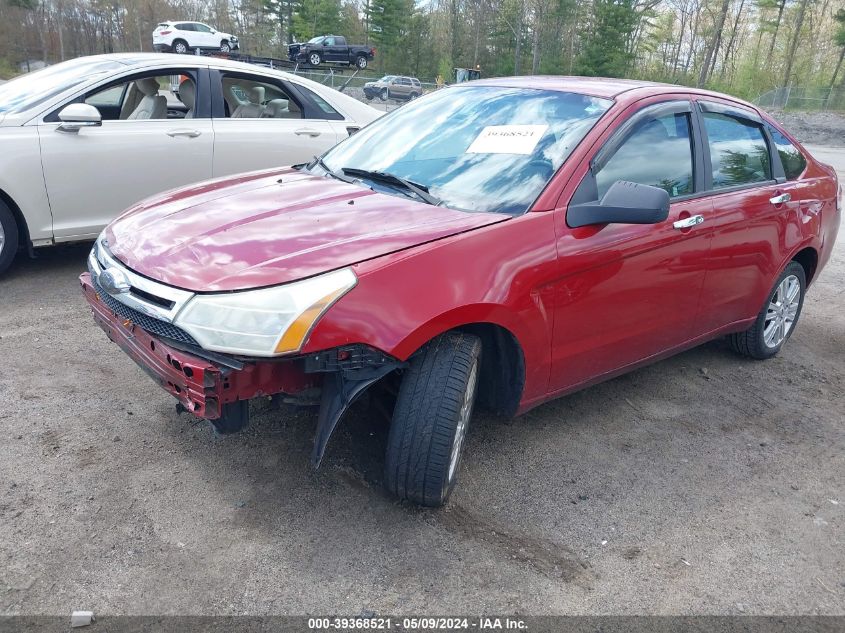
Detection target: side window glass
<box><xmin>703</xmin><ymin>112</ymin><xmax>771</xmax><ymax>189</ymax></box>
<box><xmin>176</xmin><ymin>23</ymin><xmax>193</xmax><ymax>31</ymax></box>
<box><xmin>86</xmin><ymin>84</ymin><xmax>124</xmax><ymax>108</ymax></box>
<box><xmin>295</xmin><ymin>84</ymin><xmax>342</xmax><ymax>119</ymax></box>
<box><xmin>596</xmin><ymin>112</ymin><xmax>694</xmax><ymax>199</ymax></box>
<box><xmin>220</xmin><ymin>74</ymin><xmax>303</xmax><ymax>119</ymax></box>
<box><xmin>769</xmin><ymin>127</ymin><xmax>807</xmax><ymax>180</ymax></box>
<box><xmin>78</xmin><ymin>72</ymin><xmax>195</xmax><ymax>121</ymax></box>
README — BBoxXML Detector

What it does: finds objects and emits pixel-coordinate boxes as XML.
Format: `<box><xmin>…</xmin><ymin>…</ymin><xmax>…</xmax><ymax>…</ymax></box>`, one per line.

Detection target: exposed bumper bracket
<box><xmin>307</xmin><ymin>346</ymin><xmax>405</xmax><ymax>467</ymax></box>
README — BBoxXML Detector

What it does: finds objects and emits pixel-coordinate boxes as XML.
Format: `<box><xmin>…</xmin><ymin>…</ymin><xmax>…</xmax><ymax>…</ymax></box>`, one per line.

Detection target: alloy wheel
<box><xmin>0</xmin><ymin>222</ymin><xmax>5</xmax><ymax>255</ymax></box>
<box><xmin>763</xmin><ymin>274</ymin><xmax>801</xmax><ymax>348</ymax></box>
<box><xmin>447</xmin><ymin>359</ymin><xmax>478</xmax><ymax>483</ymax></box>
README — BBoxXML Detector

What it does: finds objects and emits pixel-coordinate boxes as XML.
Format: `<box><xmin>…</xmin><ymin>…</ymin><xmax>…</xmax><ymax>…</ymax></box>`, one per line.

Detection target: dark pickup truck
<box><xmin>288</xmin><ymin>35</ymin><xmax>375</xmax><ymax>69</ymax></box>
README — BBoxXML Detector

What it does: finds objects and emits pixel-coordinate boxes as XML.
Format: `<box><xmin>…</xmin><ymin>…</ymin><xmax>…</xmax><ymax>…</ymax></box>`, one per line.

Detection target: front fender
<box><xmin>302</xmin><ymin>212</ymin><xmax>559</xmax><ymax>404</ymax></box>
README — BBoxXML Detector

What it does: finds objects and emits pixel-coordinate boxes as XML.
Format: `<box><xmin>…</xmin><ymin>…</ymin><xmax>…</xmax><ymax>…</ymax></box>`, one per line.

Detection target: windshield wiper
<box><xmin>308</xmin><ymin>156</ymin><xmax>356</xmax><ymax>184</ymax></box>
<box><xmin>341</xmin><ymin>167</ymin><xmax>442</xmax><ymax>206</ymax></box>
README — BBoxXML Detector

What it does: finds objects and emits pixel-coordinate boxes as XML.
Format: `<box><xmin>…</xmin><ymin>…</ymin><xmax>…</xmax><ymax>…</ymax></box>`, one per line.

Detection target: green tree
<box><xmin>576</xmin><ymin>0</ymin><xmax>639</xmax><ymax>77</ymax></box>
<box><xmin>291</xmin><ymin>0</ymin><xmax>343</xmax><ymax>41</ymax></box>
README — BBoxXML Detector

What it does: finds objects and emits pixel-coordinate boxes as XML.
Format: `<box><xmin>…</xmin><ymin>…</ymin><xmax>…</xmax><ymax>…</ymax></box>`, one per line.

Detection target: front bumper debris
<box><xmin>79</xmin><ymin>272</ymin><xmax>317</xmax><ymax>421</ymax></box>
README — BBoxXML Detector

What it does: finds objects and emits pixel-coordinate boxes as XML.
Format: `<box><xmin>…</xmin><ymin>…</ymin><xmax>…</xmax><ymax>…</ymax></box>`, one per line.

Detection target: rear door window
<box><xmin>703</xmin><ymin>112</ymin><xmax>771</xmax><ymax>189</ymax></box>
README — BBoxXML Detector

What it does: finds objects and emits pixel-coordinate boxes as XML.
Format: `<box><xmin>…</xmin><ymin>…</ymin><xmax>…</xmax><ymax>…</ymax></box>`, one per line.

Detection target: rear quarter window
<box><xmin>770</xmin><ymin>127</ymin><xmax>807</xmax><ymax>180</ymax></box>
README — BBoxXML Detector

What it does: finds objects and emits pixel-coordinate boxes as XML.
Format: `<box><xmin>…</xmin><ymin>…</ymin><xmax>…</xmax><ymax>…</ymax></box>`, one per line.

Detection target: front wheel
<box><xmin>728</xmin><ymin>261</ymin><xmax>806</xmax><ymax>359</ymax></box>
<box><xmin>220</xmin><ymin>40</ymin><xmax>230</xmax><ymax>53</ymax></box>
<box><xmin>379</xmin><ymin>88</ymin><xmax>388</xmax><ymax>101</ymax></box>
<box><xmin>0</xmin><ymin>201</ymin><xmax>20</xmax><ymax>276</ymax></box>
<box><xmin>384</xmin><ymin>332</ymin><xmax>482</xmax><ymax>507</ymax></box>
<box><xmin>308</xmin><ymin>52</ymin><xmax>321</xmax><ymax>65</ymax></box>
<box><xmin>355</xmin><ymin>55</ymin><xmax>368</xmax><ymax>69</ymax></box>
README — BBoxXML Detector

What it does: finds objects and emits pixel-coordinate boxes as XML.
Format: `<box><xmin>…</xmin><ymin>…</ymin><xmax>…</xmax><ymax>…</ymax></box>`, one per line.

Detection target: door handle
<box><xmin>295</xmin><ymin>128</ymin><xmax>321</xmax><ymax>137</ymax></box>
<box><xmin>673</xmin><ymin>214</ymin><xmax>704</xmax><ymax>230</ymax></box>
<box><xmin>167</xmin><ymin>129</ymin><xmax>201</xmax><ymax>138</ymax></box>
<box><xmin>769</xmin><ymin>192</ymin><xmax>791</xmax><ymax>205</ymax></box>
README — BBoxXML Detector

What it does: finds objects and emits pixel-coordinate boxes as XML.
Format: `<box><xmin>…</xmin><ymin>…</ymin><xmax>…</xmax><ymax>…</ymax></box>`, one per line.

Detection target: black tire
<box><xmin>409</xmin><ymin>92</ymin><xmax>420</xmax><ymax>100</ymax></box>
<box><xmin>728</xmin><ymin>261</ymin><xmax>806</xmax><ymax>360</ymax></box>
<box><xmin>384</xmin><ymin>332</ymin><xmax>482</xmax><ymax>507</ymax></box>
<box><xmin>0</xmin><ymin>201</ymin><xmax>19</xmax><ymax>276</ymax></box>
<box><xmin>379</xmin><ymin>88</ymin><xmax>389</xmax><ymax>101</ymax></box>
<box><xmin>308</xmin><ymin>52</ymin><xmax>322</xmax><ymax>66</ymax></box>
<box><xmin>220</xmin><ymin>40</ymin><xmax>231</xmax><ymax>53</ymax></box>
<box><xmin>172</xmin><ymin>39</ymin><xmax>189</xmax><ymax>54</ymax></box>
<box><xmin>356</xmin><ymin>55</ymin><xmax>368</xmax><ymax>69</ymax></box>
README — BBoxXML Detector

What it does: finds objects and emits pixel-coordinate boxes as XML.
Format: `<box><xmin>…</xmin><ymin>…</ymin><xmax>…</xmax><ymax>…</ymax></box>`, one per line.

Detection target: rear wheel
<box><xmin>384</xmin><ymin>332</ymin><xmax>482</xmax><ymax>507</ymax></box>
<box><xmin>728</xmin><ymin>261</ymin><xmax>806</xmax><ymax>359</ymax></box>
<box><xmin>409</xmin><ymin>92</ymin><xmax>420</xmax><ymax>100</ymax></box>
<box><xmin>0</xmin><ymin>201</ymin><xmax>20</xmax><ymax>276</ymax></box>
<box><xmin>309</xmin><ymin>52</ymin><xmax>322</xmax><ymax>65</ymax></box>
<box><xmin>172</xmin><ymin>39</ymin><xmax>188</xmax><ymax>54</ymax></box>
<box><xmin>356</xmin><ymin>55</ymin><xmax>368</xmax><ymax>69</ymax></box>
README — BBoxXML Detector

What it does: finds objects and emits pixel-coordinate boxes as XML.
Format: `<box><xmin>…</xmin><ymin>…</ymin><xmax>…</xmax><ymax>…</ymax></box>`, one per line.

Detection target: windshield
<box><xmin>0</xmin><ymin>58</ymin><xmax>123</xmax><ymax>115</ymax></box>
<box><xmin>307</xmin><ymin>36</ymin><xmax>324</xmax><ymax>44</ymax></box>
<box><xmin>380</xmin><ymin>75</ymin><xmax>396</xmax><ymax>82</ymax></box>
<box><xmin>319</xmin><ymin>86</ymin><xmax>612</xmax><ymax>214</ymax></box>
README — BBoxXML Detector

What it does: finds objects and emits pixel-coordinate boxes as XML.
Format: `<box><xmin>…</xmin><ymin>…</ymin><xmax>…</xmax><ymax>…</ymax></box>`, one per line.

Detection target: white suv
<box><xmin>153</xmin><ymin>21</ymin><xmax>239</xmax><ymax>54</ymax></box>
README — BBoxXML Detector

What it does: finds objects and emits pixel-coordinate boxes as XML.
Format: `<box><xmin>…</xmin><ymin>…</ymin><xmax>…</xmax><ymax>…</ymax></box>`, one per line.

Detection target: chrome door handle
<box><xmin>673</xmin><ymin>215</ymin><xmax>704</xmax><ymax>230</ymax></box>
<box><xmin>770</xmin><ymin>192</ymin><xmax>791</xmax><ymax>204</ymax></box>
<box><xmin>295</xmin><ymin>128</ymin><xmax>321</xmax><ymax>137</ymax></box>
<box><xmin>167</xmin><ymin>129</ymin><xmax>201</xmax><ymax>138</ymax></box>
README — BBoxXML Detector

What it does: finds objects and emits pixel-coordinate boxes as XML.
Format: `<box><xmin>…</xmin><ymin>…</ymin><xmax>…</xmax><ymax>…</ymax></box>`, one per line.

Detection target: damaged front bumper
<box><xmin>79</xmin><ymin>272</ymin><xmax>403</xmax><ymax>464</ymax></box>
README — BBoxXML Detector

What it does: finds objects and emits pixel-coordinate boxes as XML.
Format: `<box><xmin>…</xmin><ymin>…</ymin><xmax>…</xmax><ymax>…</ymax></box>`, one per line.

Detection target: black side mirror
<box><xmin>568</xmin><ymin>181</ymin><xmax>670</xmax><ymax>228</ymax></box>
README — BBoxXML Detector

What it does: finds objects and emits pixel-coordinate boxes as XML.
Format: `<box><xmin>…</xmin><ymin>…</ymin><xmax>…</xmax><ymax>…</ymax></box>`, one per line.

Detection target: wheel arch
<box><xmin>791</xmin><ymin>245</ymin><xmax>819</xmax><ymax>286</ymax></box>
<box><xmin>0</xmin><ymin>186</ymin><xmax>31</xmax><ymax>252</ymax></box>
<box><xmin>391</xmin><ymin>308</ymin><xmax>530</xmax><ymax>418</ymax></box>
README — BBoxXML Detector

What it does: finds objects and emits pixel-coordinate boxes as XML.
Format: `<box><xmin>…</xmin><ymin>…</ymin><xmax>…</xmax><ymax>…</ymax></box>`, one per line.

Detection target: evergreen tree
<box><xmin>576</xmin><ymin>0</ymin><xmax>639</xmax><ymax>77</ymax></box>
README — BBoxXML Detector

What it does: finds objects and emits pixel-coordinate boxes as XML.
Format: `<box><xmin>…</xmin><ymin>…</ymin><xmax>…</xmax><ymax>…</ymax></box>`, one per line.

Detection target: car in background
<box><xmin>288</xmin><ymin>35</ymin><xmax>375</xmax><ymax>69</ymax></box>
<box><xmin>0</xmin><ymin>53</ymin><xmax>381</xmax><ymax>275</ymax></box>
<box><xmin>79</xmin><ymin>77</ymin><xmax>839</xmax><ymax>507</ymax></box>
<box><xmin>153</xmin><ymin>21</ymin><xmax>239</xmax><ymax>54</ymax></box>
<box><xmin>363</xmin><ymin>75</ymin><xmax>422</xmax><ymax>101</ymax></box>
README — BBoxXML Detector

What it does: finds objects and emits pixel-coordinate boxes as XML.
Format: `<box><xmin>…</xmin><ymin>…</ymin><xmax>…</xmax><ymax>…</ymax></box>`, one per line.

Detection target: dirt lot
<box><xmin>1</xmin><ymin>152</ymin><xmax>843</xmax><ymax>618</ymax></box>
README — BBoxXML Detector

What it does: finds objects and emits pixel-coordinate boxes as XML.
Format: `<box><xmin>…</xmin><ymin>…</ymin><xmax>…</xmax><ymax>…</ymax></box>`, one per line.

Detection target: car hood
<box><xmin>106</xmin><ymin>168</ymin><xmax>509</xmax><ymax>292</ymax></box>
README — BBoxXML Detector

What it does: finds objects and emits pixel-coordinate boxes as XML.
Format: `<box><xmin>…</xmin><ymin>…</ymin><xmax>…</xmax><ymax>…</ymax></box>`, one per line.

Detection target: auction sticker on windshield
<box><xmin>466</xmin><ymin>124</ymin><xmax>549</xmax><ymax>155</ymax></box>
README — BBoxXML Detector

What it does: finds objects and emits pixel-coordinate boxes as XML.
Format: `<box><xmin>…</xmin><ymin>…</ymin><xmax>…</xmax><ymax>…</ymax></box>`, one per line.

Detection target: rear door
<box><xmin>550</xmin><ymin>98</ymin><xmax>712</xmax><ymax>393</ymax></box>
<box><xmin>693</xmin><ymin>99</ymin><xmax>803</xmax><ymax>331</ymax></box>
<box><xmin>210</xmin><ymin>69</ymin><xmax>342</xmax><ymax>176</ymax></box>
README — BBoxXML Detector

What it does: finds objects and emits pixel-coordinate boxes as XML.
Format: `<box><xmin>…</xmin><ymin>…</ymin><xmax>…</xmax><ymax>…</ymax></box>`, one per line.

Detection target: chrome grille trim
<box><xmin>88</xmin><ymin>238</ymin><xmax>195</xmax><ymax>323</ymax></box>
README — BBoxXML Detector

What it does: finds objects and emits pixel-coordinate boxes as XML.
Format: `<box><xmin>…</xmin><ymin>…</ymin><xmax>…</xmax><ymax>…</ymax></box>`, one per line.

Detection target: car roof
<box><xmin>468</xmin><ymin>75</ymin><xmax>759</xmax><ymax>109</ymax></box>
<box><xmin>73</xmin><ymin>52</ymin><xmax>293</xmax><ymax>77</ymax></box>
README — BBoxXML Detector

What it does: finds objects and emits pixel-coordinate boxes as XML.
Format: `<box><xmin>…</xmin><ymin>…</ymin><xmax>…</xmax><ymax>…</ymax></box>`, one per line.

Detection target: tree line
<box><xmin>2</xmin><ymin>0</ymin><xmax>844</xmax><ymax>100</ymax></box>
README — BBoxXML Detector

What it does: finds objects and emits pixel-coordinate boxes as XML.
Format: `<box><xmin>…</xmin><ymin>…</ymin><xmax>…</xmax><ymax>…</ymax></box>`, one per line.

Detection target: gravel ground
<box><xmin>771</xmin><ymin>111</ymin><xmax>845</xmax><ymax>146</ymax></box>
<box><xmin>0</xmin><ymin>151</ymin><xmax>843</xmax><ymax>618</ymax></box>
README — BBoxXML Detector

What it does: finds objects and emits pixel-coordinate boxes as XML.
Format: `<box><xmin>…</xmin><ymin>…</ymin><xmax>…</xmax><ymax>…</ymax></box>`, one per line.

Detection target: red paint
<box><xmin>88</xmin><ymin>79</ymin><xmax>840</xmax><ymax>418</ymax></box>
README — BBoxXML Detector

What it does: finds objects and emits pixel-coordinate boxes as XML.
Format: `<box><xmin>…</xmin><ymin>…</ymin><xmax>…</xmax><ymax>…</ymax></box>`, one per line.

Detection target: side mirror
<box><xmin>57</xmin><ymin>103</ymin><xmax>102</xmax><ymax>132</ymax></box>
<box><xmin>567</xmin><ymin>181</ymin><xmax>670</xmax><ymax>228</ymax></box>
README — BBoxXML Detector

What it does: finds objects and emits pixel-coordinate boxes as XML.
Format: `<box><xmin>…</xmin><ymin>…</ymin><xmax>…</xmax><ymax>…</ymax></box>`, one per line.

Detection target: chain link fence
<box><xmin>755</xmin><ymin>86</ymin><xmax>845</xmax><ymax>112</ymax></box>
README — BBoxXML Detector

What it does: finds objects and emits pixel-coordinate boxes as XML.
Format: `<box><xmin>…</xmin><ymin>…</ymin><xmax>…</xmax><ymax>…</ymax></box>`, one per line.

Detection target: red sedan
<box><xmin>80</xmin><ymin>77</ymin><xmax>840</xmax><ymax>506</ymax></box>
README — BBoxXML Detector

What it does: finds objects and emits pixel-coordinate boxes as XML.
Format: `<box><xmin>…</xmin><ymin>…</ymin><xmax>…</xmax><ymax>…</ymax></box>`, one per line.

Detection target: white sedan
<box><xmin>0</xmin><ymin>53</ymin><xmax>381</xmax><ymax>275</ymax></box>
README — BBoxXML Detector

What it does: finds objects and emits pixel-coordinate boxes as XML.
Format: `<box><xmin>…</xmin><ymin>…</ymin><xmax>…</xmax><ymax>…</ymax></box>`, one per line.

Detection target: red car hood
<box><xmin>106</xmin><ymin>168</ymin><xmax>509</xmax><ymax>292</ymax></box>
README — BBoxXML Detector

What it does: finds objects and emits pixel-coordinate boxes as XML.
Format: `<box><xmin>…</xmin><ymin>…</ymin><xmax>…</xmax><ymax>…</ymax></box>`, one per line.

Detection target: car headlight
<box><xmin>173</xmin><ymin>268</ymin><xmax>357</xmax><ymax>357</ymax></box>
